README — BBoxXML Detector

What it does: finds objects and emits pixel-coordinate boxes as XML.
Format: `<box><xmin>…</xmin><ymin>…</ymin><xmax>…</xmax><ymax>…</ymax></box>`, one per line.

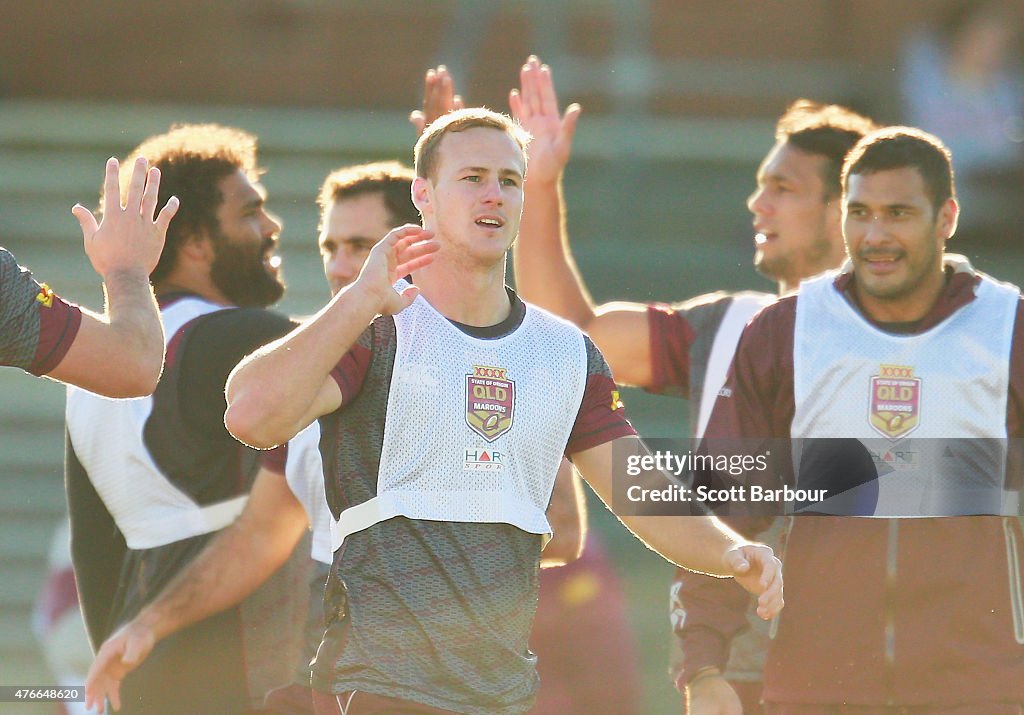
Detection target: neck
<box><xmin>854</xmin><ymin>269</ymin><xmax>947</xmax><ymax>324</ymax></box>
<box><xmin>412</xmin><ymin>254</ymin><xmax>511</xmax><ymax>326</ymax></box>
<box><xmin>154</xmin><ymin>272</ymin><xmax>230</xmax><ymax>306</ymax></box>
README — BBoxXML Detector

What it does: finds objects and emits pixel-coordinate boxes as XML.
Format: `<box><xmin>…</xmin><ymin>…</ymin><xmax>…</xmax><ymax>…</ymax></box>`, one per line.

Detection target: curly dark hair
<box><xmin>107</xmin><ymin>124</ymin><xmax>262</xmax><ymax>284</ymax></box>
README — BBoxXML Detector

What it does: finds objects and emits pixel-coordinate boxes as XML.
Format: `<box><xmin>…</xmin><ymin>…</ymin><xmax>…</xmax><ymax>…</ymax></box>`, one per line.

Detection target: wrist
<box><xmin>686</xmin><ymin>666</ymin><xmax>723</xmax><ymax>689</ymax></box>
<box><xmin>101</xmin><ymin>266</ymin><xmax>153</xmax><ymax>289</ymax></box>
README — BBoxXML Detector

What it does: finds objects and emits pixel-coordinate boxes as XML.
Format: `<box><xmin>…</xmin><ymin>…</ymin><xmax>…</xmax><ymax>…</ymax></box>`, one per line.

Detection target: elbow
<box><xmin>224</xmin><ymin>399</ymin><xmax>284</xmax><ymax>450</ymax></box>
<box><xmin>105</xmin><ymin>353</ymin><xmax>164</xmax><ymax>398</ymax></box>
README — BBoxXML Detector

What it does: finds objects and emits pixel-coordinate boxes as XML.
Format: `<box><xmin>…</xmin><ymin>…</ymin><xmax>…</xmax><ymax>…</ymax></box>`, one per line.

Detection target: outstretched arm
<box><xmin>409</xmin><ymin>64</ymin><xmax>465</xmax><ymax>136</ymax></box>
<box><xmin>84</xmin><ymin>468</ymin><xmax>309</xmax><ymax>713</ymax></box>
<box><xmin>49</xmin><ymin>157</ymin><xmax>178</xmax><ymax>397</ymax></box>
<box><xmin>510</xmin><ymin>57</ymin><xmax>655</xmax><ymax>387</ymax></box>
<box><xmin>226</xmin><ymin>225</ymin><xmax>439</xmax><ymax>448</ymax></box>
<box><xmin>572</xmin><ymin>436</ymin><xmax>783</xmax><ymax>619</ymax></box>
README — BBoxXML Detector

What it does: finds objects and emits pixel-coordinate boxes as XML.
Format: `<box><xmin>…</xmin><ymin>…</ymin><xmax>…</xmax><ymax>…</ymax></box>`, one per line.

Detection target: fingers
<box><xmin>409</xmin><ymin>110</ymin><xmax>426</xmax><ymax>136</ymax></box>
<box><xmin>72</xmin><ymin>203</ymin><xmax>99</xmax><ymax>240</ymax></box>
<box><xmin>561</xmin><ymin>103</ymin><xmax>582</xmax><ymax>145</ymax></box>
<box><xmin>140</xmin><ymin>167</ymin><xmax>162</xmax><ymax>221</ymax></box>
<box><xmin>531</xmin><ymin>57</ymin><xmax>558</xmax><ymax>118</ymax></box>
<box><xmin>103</xmin><ymin>157</ymin><xmax>121</xmax><ymax>211</ymax></box>
<box><xmin>154</xmin><ymin>196</ymin><xmax>181</xmax><ymax>233</ymax></box>
<box><xmin>415</xmin><ymin>65</ymin><xmax>459</xmax><ymax>134</ymax></box>
<box><xmin>124</xmin><ymin>156</ymin><xmax>149</xmax><ymax>213</ymax></box>
<box><xmin>508</xmin><ymin>89</ymin><xmax>523</xmax><ymax>120</ymax></box>
<box><xmin>394</xmin><ymin>236</ymin><xmax>440</xmax><ymax>276</ymax></box>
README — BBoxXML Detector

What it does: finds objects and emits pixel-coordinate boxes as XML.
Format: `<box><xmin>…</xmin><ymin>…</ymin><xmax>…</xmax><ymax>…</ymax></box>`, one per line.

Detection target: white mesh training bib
<box><xmin>66</xmin><ymin>297</ymin><xmax>248</xmax><ymax>548</ymax></box>
<box><xmin>792</xmin><ymin>260</ymin><xmax>1019</xmax><ymax>516</ymax></box>
<box><xmin>330</xmin><ymin>287</ymin><xmax>588</xmax><ymax>550</ymax></box>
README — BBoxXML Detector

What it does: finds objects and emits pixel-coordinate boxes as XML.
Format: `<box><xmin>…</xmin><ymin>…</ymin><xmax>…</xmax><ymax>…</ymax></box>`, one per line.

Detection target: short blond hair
<box><xmin>413</xmin><ymin>108</ymin><xmax>530</xmax><ymax>181</ymax></box>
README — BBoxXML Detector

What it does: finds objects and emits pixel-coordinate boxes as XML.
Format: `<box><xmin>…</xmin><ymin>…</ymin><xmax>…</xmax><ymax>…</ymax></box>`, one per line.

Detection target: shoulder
<box><xmin>742</xmin><ymin>294</ymin><xmax>796</xmax><ymax>335</ymax></box>
<box><xmin>185</xmin><ymin>306</ymin><xmax>296</xmax><ymax>349</ymax></box>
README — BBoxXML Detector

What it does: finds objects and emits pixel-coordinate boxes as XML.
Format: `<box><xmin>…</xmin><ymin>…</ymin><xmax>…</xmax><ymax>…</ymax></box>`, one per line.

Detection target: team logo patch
<box><xmin>36</xmin><ymin>283</ymin><xmax>54</xmax><ymax>308</ymax></box>
<box><xmin>466</xmin><ymin>365</ymin><xmax>514</xmax><ymax>442</ymax></box>
<box><xmin>869</xmin><ymin>364</ymin><xmax>921</xmax><ymax>439</ymax></box>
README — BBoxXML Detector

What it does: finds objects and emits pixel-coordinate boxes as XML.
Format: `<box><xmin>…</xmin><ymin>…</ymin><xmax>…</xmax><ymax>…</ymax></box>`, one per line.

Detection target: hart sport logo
<box><xmin>464</xmin><ymin>448</ymin><xmax>504</xmax><ymax>471</ymax></box>
<box><xmin>466</xmin><ymin>365</ymin><xmax>515</xmax><ymax>442</ymax></box>
<box><xmin>869</xmin><ymin>364</ymin><xmax>920</xmax><ymax>439</ymax></box>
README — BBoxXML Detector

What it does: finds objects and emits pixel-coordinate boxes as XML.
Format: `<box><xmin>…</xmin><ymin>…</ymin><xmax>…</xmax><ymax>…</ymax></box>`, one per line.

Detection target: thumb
<box><xmin>397</xmin><ymin>284</ymin><xmax>421</xmax><ymax>310</ymax></box>
<box><xmin>72</xmin><ymin>204</ymin><xmax>99</xmax><ymax>240</ymax></box>
<box><xmin>723</xmin><ymin>547</ymin><xmax>751</xmax><ymax>575</ymax></box>
<box><xmin>121</xmin><ymin>632</ymin><xmax>150</xmax><ymax>668</ymax></box>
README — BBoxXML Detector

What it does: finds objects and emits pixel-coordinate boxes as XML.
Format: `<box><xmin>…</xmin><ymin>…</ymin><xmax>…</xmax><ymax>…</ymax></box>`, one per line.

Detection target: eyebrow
<box><xmin>846</xmin><ymin>201</ymin><xmax>919</xmax><ymax>212</ymax></box>
<box><xmin>458</xmin><ymin>165</ymin><xmax>524</xmax><ymax>180</ymax></box>
<box><xmin>319</xmin><ymin>234</ymin><xmax>377</xmax><ymax>247</ymax></box>
<box><xmin>241</xmin><ymin>194</ymin><xmax>265</xmax><ymax>211</ymax></box>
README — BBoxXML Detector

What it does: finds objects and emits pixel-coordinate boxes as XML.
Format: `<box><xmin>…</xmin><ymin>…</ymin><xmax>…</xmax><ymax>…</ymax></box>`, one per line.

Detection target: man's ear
<box><xmin>937</xmin><ymin>197</ymin><xmax>959</xmax><ymax>244</ymax></box>
<box><xmin>179</xmin><ymin>230</ymin><xmax>215</xmax><ymax>264</ymax></box>
<box><xmin>412</xmin><ymin>176</ymin><xmax>431</xmax><ymax>213</ymax></box>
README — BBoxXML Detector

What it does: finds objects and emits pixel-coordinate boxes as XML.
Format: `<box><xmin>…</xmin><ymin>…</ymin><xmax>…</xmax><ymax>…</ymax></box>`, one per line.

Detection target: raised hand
<box><xmin>722</xmin><ymin>543</ymin><xmax>784</xmax><ymax>620</ymax></box>
<box><xmin>73</xmin><ymin>156</ymin><xmax>179</xmax><ymax>280</ymax></box>
<box><xmin>508</xmin><ymin>56</ymin><xmax>581</xmax><ymax>184</ymax></box>
<box><xmin>355</xmin><ymin>224</ymin><xmax>439</xmax><ymax>315</ymax></box>
<box><xmin>84</xmin><ymin>621</ymin><xmax>157</xmax><ymax>712</ymax></box>
<box><xmin>409</xmin><ymin>65</ymin><xmax>465</xmax><ymax>136</ymax></box>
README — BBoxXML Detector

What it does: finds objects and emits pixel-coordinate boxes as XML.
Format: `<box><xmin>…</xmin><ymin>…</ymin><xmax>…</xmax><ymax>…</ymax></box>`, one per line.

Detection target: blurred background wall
<box><xmin>2</xmin><ymin>1</ymin><xmax>1023</xmax><ymax>712</ymax></box>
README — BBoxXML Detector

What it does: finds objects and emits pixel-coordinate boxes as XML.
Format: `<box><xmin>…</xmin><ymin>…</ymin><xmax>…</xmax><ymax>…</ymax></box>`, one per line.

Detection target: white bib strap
<box><xmin>124</xmin><ymin>494</ymin><xmax>249</xmax><ymax>549</ymax></box>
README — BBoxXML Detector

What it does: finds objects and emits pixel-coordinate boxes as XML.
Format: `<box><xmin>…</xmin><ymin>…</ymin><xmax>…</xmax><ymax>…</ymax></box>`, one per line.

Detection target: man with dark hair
<box><xmin>700</xmin><ymin>126</ymin><xmax>1024</xmax><ymax>713</ymax></box>
<box><xmin>509</xmin><ymin>57</ymin><xmax>875</xmax><ymax>713</ymax></box>
<box><xmin>316</xmin><ymin>161</ymin><xmax>420</xmax><ymax>294</ymax></box>
<box><xmin>66</xmin><ymin>124</ymin><xmax>314</xmax><ymax>714</ymax></box>
<box><xmin>1</xmin><ymin>157</ymin><xmax>176</xmax><ymax>397</ymax></box>
<box><xmin>222</xmin><ymin>107</ymin><xmax>782</xmax><ymax>715</ymax></box>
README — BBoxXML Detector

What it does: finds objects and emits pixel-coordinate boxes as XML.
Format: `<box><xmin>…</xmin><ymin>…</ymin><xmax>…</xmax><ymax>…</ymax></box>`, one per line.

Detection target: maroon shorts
<box><xmin>311</xmin><ymin>689</ymin><xmax>463</xmax><ymax>715</ymax></box>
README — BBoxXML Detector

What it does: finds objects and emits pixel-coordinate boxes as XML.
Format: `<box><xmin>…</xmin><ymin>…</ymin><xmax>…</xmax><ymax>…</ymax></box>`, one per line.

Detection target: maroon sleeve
<box><xmin>328</xmin><ymin>324</ymin><xmax>375</xmax><ymax>404</ymax></box>
<box><xmin>565</xmin><ymin>336</ymin><xmax>637</xmax><ymax>455</ymax></box>
<box><xmin>31</xmin><ymin>292</ymin><xmax>83</xmax><ymax>376</ymax></box>
<box><xmin>671</xmin><ymin>569</ymin><xmax>753</xmax><ymax>689</ymax></box>
<box><xmin>703</xmin><ymin>297</ymin><xmax>797</xmax><ymax>441</ymax></box>
<box><xmin>260</xmin><ymin>443</ymin><xmax>288</xmax><ymax>475</ymax></box>
<box><xmin>647</xmin><ymin>303</ymin><xmax>695</xmax><ymax>396</ymax></box>
<box><xmin>671</xmin><ymin>299</ymin><xmax>797</xmax><ymax>683</ymax></box>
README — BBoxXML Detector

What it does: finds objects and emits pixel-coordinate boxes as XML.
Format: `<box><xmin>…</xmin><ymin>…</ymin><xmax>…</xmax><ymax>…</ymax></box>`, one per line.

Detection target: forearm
<box><xmin>515</xmin><ymin>177</ymin><xmax>597</xmax><ymax>327</ymax></box>
<box><xmin>541</xmin><ymin>461</ymin><xmax>587</xmax><ymax>568</ymax></box>
<box><xmin>51</xmin><ymin>268</ymin><xmax>164</xmax><ymax>397</ymax></box>
<box><xmin>625</xmin><ymin>513</ymin><xmax>744</xmax><ymax>574</ymax></box>
<box><xmin>103</xmin><ymin>267</ymin><xmax>164</xmax><ymax>371</ymax></box>
<box><xmin>226</xmin><ymin>283</ymin><xmax>377</xmax><ymax>446</ymax></box>
<box><xmin>132</xmin><ymin>515</ymin><xmax>305</xmax><ymax>642</ymax></box>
